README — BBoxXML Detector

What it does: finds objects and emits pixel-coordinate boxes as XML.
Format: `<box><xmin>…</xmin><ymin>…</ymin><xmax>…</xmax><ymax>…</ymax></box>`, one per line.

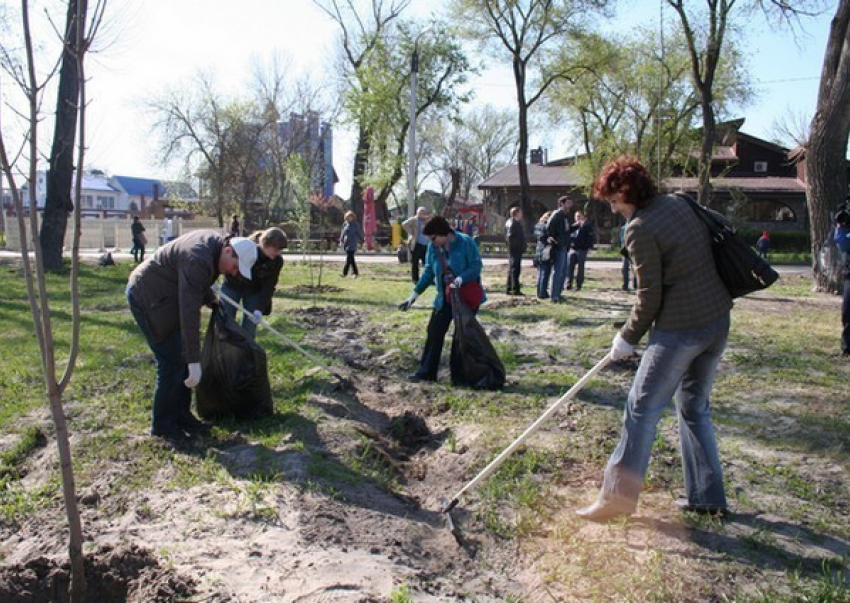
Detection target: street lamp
<box><xmin>407</xmin><ymin>28</ymin><xmax>431</xmax><ymax>219</ymax></box>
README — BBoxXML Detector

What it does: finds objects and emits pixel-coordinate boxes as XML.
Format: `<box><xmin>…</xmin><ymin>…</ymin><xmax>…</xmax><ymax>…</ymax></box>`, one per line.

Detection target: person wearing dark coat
<box><xmin>340</xmin><ymin>211</ymin><xmax>364</xmax><ymax>278</ymax></box>
<box><xmin>127</xmin><ymin>230</ymin><xmax>258</xmax><ymax>443</ymax></box>
<box><xmin>534</xmin><ymin>211</ymin><xmax>553</xmax><ymax>299</ymax></box>
<box><xmin>566</xmin><ymin>210</ymin><xmax>595</xmax><ymax>291</ymax></box>
<box><xmin>505</xmin><ymin>206</ymin><xmax>527</xmax><ymax>295</ymax></box>
<box><xmin>547</xmin><ymin>196</ymin><xmax>576</xmax><ymax>303</ymax></box>
<box><xmin>220</xmin><ymin>227</ymin><xmax>287</xmax><ymax>339</ymax></box>
<box><xmin>130</xmin><ymin>216</ymin><xmax>146</xmax><ymax>263</ymax></box>
<box><xmin>834</xmin><ymin>209</ymin><xmax>850</xmax><ymax>356</ymax></box>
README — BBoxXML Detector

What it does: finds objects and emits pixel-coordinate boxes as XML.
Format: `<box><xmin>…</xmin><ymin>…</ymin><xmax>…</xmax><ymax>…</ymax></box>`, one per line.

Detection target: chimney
<box><xmin>530</xmin><ymin>147</ymin><xmax>546</xmax><ymax>165</ymax></box>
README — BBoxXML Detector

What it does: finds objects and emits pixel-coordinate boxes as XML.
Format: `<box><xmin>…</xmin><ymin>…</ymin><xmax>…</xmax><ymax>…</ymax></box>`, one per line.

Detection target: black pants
<box><xmin>411</xmin><ymin>243</ymin><xmax>427</xmax><ymax>283</ymax></box>
<box><xmin>507</xmin><ymin>250</ymin><xmax>523</xmax><ymax>293</ymax></box>
<box><xmin>342</xmin><ymin>250</ymin><xmax>359</xmax><ymax>276</ymax></box>
<box><xmin>842</xmin><ymin>279</ymin><xmax>850</xmax><ymax>355</ymax></box>
<box><xmin>416</xmin><ymin>303</ymin><xmax>454</xmax><ymax>380</ymax></box>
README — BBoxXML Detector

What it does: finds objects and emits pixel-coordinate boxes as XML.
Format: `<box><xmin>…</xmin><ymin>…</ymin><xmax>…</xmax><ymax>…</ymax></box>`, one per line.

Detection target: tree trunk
<box><xmin>697</xmin><ymin>98</ymin><xmax>716</xmax><ymax>207</ymax></box>
<box><xmin>40</xmin><ymin>0</ymin><xmax>82</xmax><ymax>271</ymax></box>
<box><xmin>349</xmin><ymin>125</ymin><xmax>370</xmax><ymax>221</ymax></box>
<box><xmin>513</xmin><ymin>58</ymin><xmax>532</xmax><ymax>220</ymax></box>
<box><xmin>807</xmin><ymin>0</ymin><xmax>850</xmax><ymax>293</ymax></box>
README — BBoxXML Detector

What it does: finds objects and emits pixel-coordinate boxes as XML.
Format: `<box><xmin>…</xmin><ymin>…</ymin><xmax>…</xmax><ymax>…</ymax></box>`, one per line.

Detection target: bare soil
<box><xmin>1</xmin><ymin>272</ymin><xmax>847</xmax><ymax>601</ymax></box>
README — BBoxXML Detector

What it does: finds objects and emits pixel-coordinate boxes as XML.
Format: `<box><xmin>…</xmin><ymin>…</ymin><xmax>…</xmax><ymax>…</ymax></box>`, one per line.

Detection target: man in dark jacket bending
<box><xmin>126</xmin><ymin>230</ymin><xmax>258</xmax><ymax>443</ymax></box>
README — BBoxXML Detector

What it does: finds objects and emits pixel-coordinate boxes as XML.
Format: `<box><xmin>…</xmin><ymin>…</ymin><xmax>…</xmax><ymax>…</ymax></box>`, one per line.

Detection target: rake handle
<box><xmin>445</xmin><ymin>354</ymin><xmax>611</xmax><ymax>509</ymax></box>
<box><xmin>216</xmin><ymin>287</ymin><xmax>343</xmax><ymax>379</ymax></box>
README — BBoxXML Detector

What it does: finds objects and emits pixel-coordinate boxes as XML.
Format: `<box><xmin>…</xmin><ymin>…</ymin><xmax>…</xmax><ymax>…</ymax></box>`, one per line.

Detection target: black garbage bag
<box><xmin>449</xmin><ymin>289</ymin><xmax>505</xmax><ymax>390</ymax></box>
<box><xmin>196</xmin><ymin>306</ymin><xmax>273</xmax><ymax>420</ymax></box>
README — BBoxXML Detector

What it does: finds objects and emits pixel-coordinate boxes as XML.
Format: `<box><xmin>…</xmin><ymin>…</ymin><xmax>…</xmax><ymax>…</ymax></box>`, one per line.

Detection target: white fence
<box><xmin>4</xmin><ymin>217</ymin><xmax>221</xmax><ymax>251</ymax></box>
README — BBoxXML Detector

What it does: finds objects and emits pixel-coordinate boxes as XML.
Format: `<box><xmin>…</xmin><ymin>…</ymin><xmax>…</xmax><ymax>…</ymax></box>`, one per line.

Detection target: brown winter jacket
<box><xmin>127</xmin><ymin>229</ymin><xmax>224</xmax><ymax>363</ymax></box>
<box><xmin>621</xmin><ymin>194</ymin><xmax>733</xmax><ymax>345</ymax></box>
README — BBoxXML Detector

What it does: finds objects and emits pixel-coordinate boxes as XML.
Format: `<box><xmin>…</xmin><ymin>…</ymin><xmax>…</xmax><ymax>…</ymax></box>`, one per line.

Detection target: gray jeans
<box><xmin>600</xmin><ymin>313</ymin><xmax>730</xmax><ymax>510</ymax></box>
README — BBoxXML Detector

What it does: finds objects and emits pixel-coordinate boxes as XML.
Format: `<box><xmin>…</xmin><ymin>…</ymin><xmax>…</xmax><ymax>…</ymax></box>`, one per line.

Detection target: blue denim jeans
<box><xmin>536</xmin><ymin>260</ymin><xmax>552</xmax><ymax>298</ymax></box>
<box><xmin>220</xmin><ymin>282</ymin><xmax>261</xmax><ymax>339</ymax></box>
<box><xmin>127</xmin><ymin>289</ymin><xmax>192</xmax><ymax>434</ymax></box>
<box><xmin>600</xmin><ymin>313</ymin><xmax>730</xmax><ymax>510</ymax></box>
<box><xmin>550</xmin><ymin>247</ymin><xmax>569</xmax><ymax>300</ymax></box>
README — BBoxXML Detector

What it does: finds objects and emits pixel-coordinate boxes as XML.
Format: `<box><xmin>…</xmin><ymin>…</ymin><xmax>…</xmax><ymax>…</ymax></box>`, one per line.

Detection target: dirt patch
<box><xmin>0</xmin><ymin>544</ymin><xmax>195</xmax><ymax>603</ymax></box>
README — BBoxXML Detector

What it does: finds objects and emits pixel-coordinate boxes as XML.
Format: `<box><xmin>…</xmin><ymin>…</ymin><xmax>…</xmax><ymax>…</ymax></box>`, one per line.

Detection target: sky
<box><xmin>4</xmin><ymin>0</ymin><xmax>836</xmax><ymax>197</ymax></box>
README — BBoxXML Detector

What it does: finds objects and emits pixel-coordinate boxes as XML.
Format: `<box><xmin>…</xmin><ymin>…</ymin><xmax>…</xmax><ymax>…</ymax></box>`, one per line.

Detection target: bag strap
<box><xmin>674</xmin><ymin>192</ymin><xmax>734</xmax><ymax>245</ymax></box>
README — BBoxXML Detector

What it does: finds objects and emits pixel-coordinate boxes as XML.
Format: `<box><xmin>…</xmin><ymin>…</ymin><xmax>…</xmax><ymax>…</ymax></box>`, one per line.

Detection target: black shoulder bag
<box><xmin>676</xmin><ymin>193</ymin><xmax>779</xmax><ymax>298</ymax></box>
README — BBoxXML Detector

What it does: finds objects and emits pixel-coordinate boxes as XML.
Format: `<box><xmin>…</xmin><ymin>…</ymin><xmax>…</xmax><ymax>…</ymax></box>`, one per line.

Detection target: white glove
<box><xmin>398</xmin><ymin>291</ymin><xmax>419</xmax><ymax>311</ymax></box>
<box><xmin>451</xmin><ymin>276</ymin><xmax>463</xmax><ymax>288</ymax></box>
<box><xmin>610</xmin><ymin>333</ymin><xmax>635</xmax><ymax>361</ymax></box>
<box><xmin>251</xmin><ymin>310</ymin><xmax>263</xmax><ymax>324</ymax></box>
<box><xmin>184</xmin><ymin>362</ymin><xmax>202</xmax><ymax>388</ymax></box>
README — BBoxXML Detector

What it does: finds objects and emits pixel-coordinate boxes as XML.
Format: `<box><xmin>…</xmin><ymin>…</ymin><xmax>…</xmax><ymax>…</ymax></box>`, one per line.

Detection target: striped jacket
<box><xmin>621</xmin><ymin>194</ymin><xmax>732</xmax><ymax>344</ymax></box>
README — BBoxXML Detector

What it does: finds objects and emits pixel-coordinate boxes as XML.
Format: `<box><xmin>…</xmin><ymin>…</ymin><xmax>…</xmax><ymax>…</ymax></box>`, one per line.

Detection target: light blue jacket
<box><xmin>414</xmin><ymin>230</ymin><xmax>485</xmax><ymax>310</ymax></box>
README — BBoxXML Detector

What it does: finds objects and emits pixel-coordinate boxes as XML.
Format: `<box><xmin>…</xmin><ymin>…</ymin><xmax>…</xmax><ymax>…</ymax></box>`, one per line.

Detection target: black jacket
<box><xmin>547</xmin><ymin>208</ymin><xmax>573</xmax><ymax>249</ymax></box>
<box><xmin>505</xmin><ymin>218</ymin><xmax>527</xmax><ymax>253</ymax></box>
<box><xmin>223</xmin><ymin>250</ymin><xmax>283</xmax><ymax>315</ymax></box>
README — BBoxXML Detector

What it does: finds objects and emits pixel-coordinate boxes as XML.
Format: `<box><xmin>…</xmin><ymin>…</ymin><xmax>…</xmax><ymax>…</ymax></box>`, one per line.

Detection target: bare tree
<box><xmin>807</xmin><ymin>0</ymin><xmax>850</xmax><ymax>292</ymax></box>
<box><xmin>420</xmin><ymin>105</ymin><xmax>518</xmax><ymax>208</ymax></box>
<box><xmin>667</xmin><ymin>0</ymin><xmax>825</xmax><ymax>205</ymax></box>
<box><xmin>0</xmin><ymin>0</ymin><xmax>108</xmax><ymax>599</ymax></box>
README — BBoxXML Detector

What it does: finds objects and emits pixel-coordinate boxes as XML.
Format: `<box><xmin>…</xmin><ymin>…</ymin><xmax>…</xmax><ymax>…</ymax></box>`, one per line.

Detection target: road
<box><xmin>0</xmin><ymin>248</ymin><xmax>813</xmax><ymax>276</ymax></box>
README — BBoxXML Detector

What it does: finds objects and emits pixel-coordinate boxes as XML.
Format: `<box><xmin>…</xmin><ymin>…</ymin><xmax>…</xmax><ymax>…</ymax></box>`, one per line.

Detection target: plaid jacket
<box><xmin>621</xmin><ymin>194</ymin><xmax>732</xmax><ymax>345</ymax></box>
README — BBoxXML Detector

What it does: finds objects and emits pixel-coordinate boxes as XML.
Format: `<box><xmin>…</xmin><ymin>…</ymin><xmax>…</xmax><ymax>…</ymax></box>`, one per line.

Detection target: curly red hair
<box><xmin>593</xmin><ymin>156</ymin><xmax>657</xmax><ymax>208</ymax></box>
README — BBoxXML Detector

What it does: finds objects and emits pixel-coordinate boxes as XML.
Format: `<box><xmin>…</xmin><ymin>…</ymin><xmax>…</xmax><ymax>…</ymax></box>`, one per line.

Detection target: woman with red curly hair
<box><xmin>576</xmin><ymin>156</ymin><xmax>733</xmax><ymax>522</ymax></box>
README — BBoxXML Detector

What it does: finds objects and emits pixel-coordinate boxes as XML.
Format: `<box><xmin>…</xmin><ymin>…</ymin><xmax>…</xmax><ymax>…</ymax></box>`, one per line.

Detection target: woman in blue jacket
<box><xmin>397</xmin><ymin>216</ymin><xmax>485</xmax><ymax>382</ymax></box>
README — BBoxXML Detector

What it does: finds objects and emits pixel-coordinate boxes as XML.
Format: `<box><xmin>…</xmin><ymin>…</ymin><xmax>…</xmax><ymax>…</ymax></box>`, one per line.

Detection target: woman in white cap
<box><xmin>126</xmin><ymin>230</ymin><xmax>257</xmax><ymax>443</ymax></box>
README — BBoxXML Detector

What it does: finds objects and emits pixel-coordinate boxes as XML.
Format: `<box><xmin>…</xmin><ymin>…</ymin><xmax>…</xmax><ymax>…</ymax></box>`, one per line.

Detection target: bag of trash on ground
<box><xmin>197</xmin><ymin>306</ymin><xmax>273</xmax><ymax>420</ymax></box>
<box><xmin>449</xmin><ymin>288</ymin><xmax>505</xmax><ymax>390</ymax></box>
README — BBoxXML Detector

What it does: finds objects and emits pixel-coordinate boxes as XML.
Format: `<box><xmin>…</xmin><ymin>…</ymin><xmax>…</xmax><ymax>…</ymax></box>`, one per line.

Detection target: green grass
<box><xmin>0</xmin><ymin>257</ymin><xmax>847</xmax><ymax>601</ymax></box>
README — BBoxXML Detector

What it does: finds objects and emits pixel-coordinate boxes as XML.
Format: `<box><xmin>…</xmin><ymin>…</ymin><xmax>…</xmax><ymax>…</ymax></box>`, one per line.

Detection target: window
<box><xmin>754</xmin><ymin>161</ymin><xmax>768</xmax><ymax>173</ymax></box>
<box><xmin>749</xmin><ymin>199</ymin><xmax>795</xmax><ymax>222</ymax></box>
<box><xmin>81</xmin><ymin>195</ymin><xmax>94</xmax><ymax>209</ymax></box>
<box><xmin>97</xmin><ymin>195</ymin><xmax>114</xmax><ymax>209</ymax></box>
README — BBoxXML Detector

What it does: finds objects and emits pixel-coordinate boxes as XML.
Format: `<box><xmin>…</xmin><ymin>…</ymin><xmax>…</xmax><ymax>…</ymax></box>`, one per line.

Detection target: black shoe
<box><xmin>151</xmin><ymin>424</ymin><xmax>194</xmax><ymax>444</ymax></box>
<box><xmin>179</xmin><ymin>413</ymin><xmax>212</xmax><ymax>436</ymax></box>
<box><xmin>407</xmin><ymin>373</ymin><xmax>435</xmax><ymax>383</ymax></box>
<box><xmin>551</xmin><ymin>297</ymin><xmax>565</xmax><ymax>304</ymax></box>
<box><xmin>674</xmin><ymin>498</ymin><xmax>728</xmax><ymax>518</ymax></box>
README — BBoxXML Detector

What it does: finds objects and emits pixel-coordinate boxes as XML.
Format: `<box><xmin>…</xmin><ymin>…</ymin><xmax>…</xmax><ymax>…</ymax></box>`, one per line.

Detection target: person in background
<box><xmin>339</xmin><ymin>211</ymin><xmax>364</xmax><ymax>278</ymax></box>
<box><xmin>576</xmin><ymin>156</ymin><xmax>732</xmax><ymax>522</ymax></box>
<box><xmin>127</xmin><ymin>231</ymin><xmax>258</xmax><ymax>443</ymax></box>
<box><xmin>161</xmin><ymin>217</ymin><xmax>174</xmax><ymax>245</ymax></box>
<box><xmin>220</xmin><ymin>227</ymin><xmax>287</xmax><ymax>339</ymax></box>
<box><xmin>756</xmin><ymin>230</ymin><xmax>770</xmax><ymax>259</ymax></box>
<box><xmin>534</xmin><ymin>211</ymin><xmax>553</xmax><ymax>299</ymax></box>
<box><xmin>397</xmin><ymin>216</ymin><xmax>484</xmax><ymax>383</ymax></box>
<box><xmin>547</xmin><ymin>196</ymin><xmax>575</xmax><ymax>303</ymax></box>
<box><xmin>402</xmin><ymin>207</ymin><xmax>431</xmax><ymax>283</ymax></box>
<box><xmin>229</xmin><ymin>214</ymin><xmax>241</xmax><ymax>237</ymax></box>
<box><xmin>620</xmin><ymin>222</ymin><xmax>636</xmax><ymax>292</ymax></box>
<box><xmin>566</xmin><ymin>209</ymin><xmax>594</xmax><ymax>292</ymax></box>
<box><xmin>834</xmin><ymin>207</ymin><xmax>850</xmax><ymax>357</ymax></box>
<box><xmin>505</xmin><ymin>206</ymin><xmax>526</xmax><ymax>295</ymax></box>
<box><xmin>131</xmin><ymin>216</ymin><xmax>146</xmax><ymax>263</ymax></box>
